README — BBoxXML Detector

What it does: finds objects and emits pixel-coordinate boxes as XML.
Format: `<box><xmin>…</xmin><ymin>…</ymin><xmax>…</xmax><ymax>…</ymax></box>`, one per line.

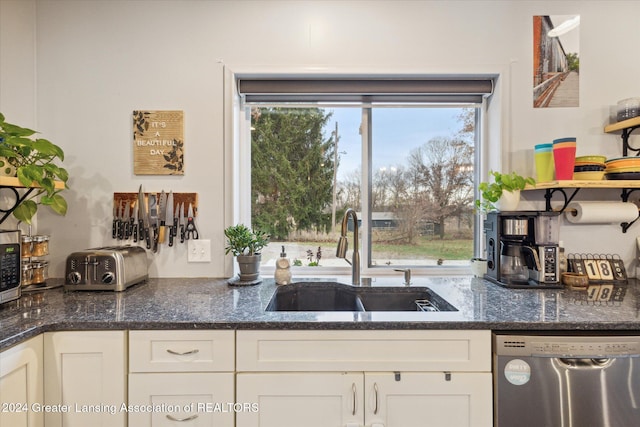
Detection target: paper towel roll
<box><xmin>565</xmin><ymin>201</ymin><xmax>639</xmax><ymax>224</ymax></box>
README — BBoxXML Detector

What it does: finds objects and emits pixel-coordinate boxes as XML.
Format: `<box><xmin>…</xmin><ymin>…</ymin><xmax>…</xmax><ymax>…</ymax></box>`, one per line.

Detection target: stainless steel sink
<box><xmin>265</xmin><ymin>282</ymin><xmax>458</xmax><ymax>312</ymax></box>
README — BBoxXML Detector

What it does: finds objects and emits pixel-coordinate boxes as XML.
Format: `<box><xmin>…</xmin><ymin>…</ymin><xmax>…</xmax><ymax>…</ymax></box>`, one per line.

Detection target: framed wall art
<box><xmin>133</xmin><ymin>110</ymin><xmax>184</xmax><ymax>175</ymax></box>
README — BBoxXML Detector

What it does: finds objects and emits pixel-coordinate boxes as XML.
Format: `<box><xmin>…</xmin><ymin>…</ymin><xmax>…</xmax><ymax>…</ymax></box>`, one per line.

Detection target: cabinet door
<box><xmin>365</xmin><ymin>372</ymin><xmax>492</xmax><ymax>427</ymax></box>
<box><xmin>44</xmin><ymin>331</ymin><xmax>126</xmax><ymax>427</ymax></box>
<box><xmin>128</xmin><ymin>373</ymin><xmax>234</xmax><ymax>426</ymax></box>
<box><xmin>236</xmin><ymin>372</ymin><xmax>363</xmax><ymax>427</ymax></box>
<box><xmin>0</xmin><ymin>335</ymin><xmax>44</xmax><ymax>427</ymax></box>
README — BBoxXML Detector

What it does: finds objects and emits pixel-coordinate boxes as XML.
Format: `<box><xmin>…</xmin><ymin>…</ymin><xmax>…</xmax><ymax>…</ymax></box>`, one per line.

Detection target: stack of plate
<box><xmin>604</xmin><ymin>157</ymin><xmax>640</xmax><ymax>180</ymax></box>
<box><xmin>574</xmin><ymin>155</ymin><xmax>606</xmax><ymax>180</ymax></box>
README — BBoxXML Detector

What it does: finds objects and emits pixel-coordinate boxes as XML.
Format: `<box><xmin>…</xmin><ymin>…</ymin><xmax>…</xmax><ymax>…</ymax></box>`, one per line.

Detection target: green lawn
<box><xmin>373</xmin><ymin>236</ymin><xmax>474</xmax><ymax>260</ymax></box>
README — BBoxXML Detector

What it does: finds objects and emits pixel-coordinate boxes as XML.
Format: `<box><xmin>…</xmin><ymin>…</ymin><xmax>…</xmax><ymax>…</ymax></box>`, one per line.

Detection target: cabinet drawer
<box><xmin>128</xmin><ymin>373</ymin><xmax>235</xmax><ymax>426</ymax></box>
<box><xmin>237</xmin><ymin>330</ymin><xmax>490</xmax><ymax>372</ymax></box>
<box><xmin>129</xmin><ymin>330</ymin><xmax>234</xmax><ymax>373</ymax></box>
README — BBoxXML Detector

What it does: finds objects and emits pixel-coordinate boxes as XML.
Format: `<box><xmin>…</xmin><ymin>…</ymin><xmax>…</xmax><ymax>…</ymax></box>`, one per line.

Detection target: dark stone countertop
<box><xmin>1</xmin><ymin>276</ymin><xmax>639</xmax><ymax>351</ymax></box>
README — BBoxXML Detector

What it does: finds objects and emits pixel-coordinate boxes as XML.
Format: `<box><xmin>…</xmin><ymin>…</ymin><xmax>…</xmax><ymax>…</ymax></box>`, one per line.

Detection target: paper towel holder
<box><xmin>620</xmin><ymin>188</ymin><xmax>640</xmax><ymax>233</ymax></box>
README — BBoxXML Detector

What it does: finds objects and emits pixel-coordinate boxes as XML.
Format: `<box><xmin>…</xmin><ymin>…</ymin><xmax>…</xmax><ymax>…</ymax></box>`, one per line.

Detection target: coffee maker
<box><xmin>483</xmin><ymin>211</ymin><xmax>561</xmax><ymax>288</ymax></box>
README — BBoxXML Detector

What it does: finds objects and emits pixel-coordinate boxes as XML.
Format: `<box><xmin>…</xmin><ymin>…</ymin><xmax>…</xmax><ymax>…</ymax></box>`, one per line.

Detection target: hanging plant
<box><xmin>0</xmin><ymin>113</ymin><xmax>69</xmax><ymax>224</ymax></box>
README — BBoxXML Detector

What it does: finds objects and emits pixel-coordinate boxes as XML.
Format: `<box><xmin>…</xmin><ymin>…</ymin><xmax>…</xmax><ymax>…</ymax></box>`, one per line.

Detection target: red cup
<box><xmin>553</xmin><ymin>146</ymin><xmax>576</xmax><ymax>180</ymax></box>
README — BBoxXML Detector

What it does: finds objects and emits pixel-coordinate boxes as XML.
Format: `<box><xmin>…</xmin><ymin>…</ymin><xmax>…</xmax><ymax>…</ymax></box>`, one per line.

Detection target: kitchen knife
<box><xmin>112</xmin><ymin>201</ymin><xmax>119</xmax><ymax>239</ymax></box>
<box><xmin>143</xmin><ymin>193</ymin><xmax>152</xmax><ymax>250</ymax></box>
<box><xmin>117</xmin><ymin>201</ymin><xmax>125</xmax><ymax>240</ymax></box>
<box><xmin>132</xmin><ymin>201</ymin><xmax>139</xmax><ymax>242</ymax></box>
<box><xmin>149</xmin><ymin>194</ymin><xmax>158</xmax><ymax>252</ymax></box>
<box><xmin>123</xmin><ymin>200</ymin><xmax>131</xmax><ymax>240</ymax></box>
<box><xmin>166</xmin><ymin>192</ymin><xmax>174</xmax><ymax>247</ymax></box>
<box><xmin>171</xmin><ymin>203</ymin><xmax>179</xmax><ymax>247</ymax></box>
<box><xmin>179</xmin><ymin>202</ymin><xmax>185</xmax><ymax>243</ymax></box>
<box><xmin>158</xmin><ymin>190</ymin><xmax>167</xmax><ymax>244</ymax></box>
<box><xmin>137</xmin><ymin>185</ymin><xmax>146</xmax><ymax>244</ymax></box>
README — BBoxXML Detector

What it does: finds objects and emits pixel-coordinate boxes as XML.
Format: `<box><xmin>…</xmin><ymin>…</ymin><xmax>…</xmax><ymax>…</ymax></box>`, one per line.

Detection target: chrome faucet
<box><xmin>336</xmin><ymin>208</ymin><xmax>360</xmax><ymax>285</ymax></box>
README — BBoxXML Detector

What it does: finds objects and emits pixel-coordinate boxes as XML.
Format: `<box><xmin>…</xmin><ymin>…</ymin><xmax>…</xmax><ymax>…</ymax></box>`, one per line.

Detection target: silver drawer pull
<box><xmin>166</xmin><ymin>348</ymin><xmax>200</xmax><ymax>356</ymax></box>
<box><xmin>166</xmin><ymin>414</ymin><xmax>198</xmax><ymax>422</ymax></box>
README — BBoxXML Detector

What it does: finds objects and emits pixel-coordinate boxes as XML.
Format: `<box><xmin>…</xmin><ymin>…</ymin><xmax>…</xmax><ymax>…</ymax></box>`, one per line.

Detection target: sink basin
<box><xmin>265</xmin><ymin>282</ymin><xmax>458</xmax><ymax>312</ymax></box>
<box><xmin>265</xmin><ymin>281</ymin><xmax>364</xmax><ymax>311</ymax></box>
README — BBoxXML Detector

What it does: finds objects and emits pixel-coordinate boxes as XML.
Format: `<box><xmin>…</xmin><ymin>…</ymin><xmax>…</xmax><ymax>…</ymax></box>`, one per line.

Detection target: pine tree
<box><xmin>251</xmin><ymin>107</ymin><xmax>335</xmax><ymax>240</ymax></box>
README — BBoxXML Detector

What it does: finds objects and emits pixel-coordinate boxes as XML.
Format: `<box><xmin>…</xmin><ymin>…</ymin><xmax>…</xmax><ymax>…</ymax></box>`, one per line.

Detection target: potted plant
<box><xmin>475</xmin><ymin>170</ymin><xmax>535</xmax><ymax>213</ymax></box>
<box><xmin>0</xmin><ymin>113</ymin><xmax>68</xmax><ymax>224</ymax></box>
<box><xmin>224</xmin><ymin>224</ymin><xmax>270</xmax><ymax>282</ymax></box>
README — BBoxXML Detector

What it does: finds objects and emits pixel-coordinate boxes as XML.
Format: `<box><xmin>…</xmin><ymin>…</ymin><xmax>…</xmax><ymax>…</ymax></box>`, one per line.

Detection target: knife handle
<box><xmin>133</xmin><ymin>223</ymin><xmax>138</xmax><ymax>242</ymax></box>
<box><xmin>138</xmin><ymin>220</ymin><xmax>145</xmax><ymax>242</ymax></box>
<box><xmin>112</xmin><ymin>219</ymin><xmax>118</xmax><ymax>239</ymax></box>
<box><xmin>145</xmin><ymin>228</ymin><xmax>151</xmax><ymax>249</ymax></box>
<box><xmin>168</xmin><ymin>226</ymin><xmax>174</xmax><ymax>247</ymax></box>
<box><xmin>180</xmin><ymin>225</ymin><xmax>185</xmax><ymax>243</ymax></box>
<box><xmin>158</xmin><ymin>225</ymin><xmax>166</xmax><ymax>244</ymax></box>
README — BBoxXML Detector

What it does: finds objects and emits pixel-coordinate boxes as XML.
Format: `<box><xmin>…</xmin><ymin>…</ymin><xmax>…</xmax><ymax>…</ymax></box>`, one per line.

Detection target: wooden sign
<box><xmin>133</xmin><ymin>110</ymin><xmax>184</xmax><ymax>175</ymax></box>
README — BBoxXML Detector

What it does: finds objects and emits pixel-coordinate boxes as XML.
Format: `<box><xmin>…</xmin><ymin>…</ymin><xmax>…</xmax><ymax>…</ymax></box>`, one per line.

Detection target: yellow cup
<box><xmin>535</xmin><ymin>150</ymin><xmax>554</xmax><ymax>182</ymax></box>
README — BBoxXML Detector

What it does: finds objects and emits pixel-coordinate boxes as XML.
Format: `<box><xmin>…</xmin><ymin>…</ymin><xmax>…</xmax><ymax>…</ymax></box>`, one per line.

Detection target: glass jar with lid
<box><xmin>31</xmin><ymin>261</ymin><xmax>48</xmax><ymax>284</ymax></box>
<box><xmin>21</xmin><ymin>262</ymin><xmax>34</xmax><ymax>286</ymax></box>
<box><xmin>31</xmin><ymin>235</ymin><xmax>50</xmax><ymax>257</ymax></box>
<box><xmin>21</xmin><ymin>235</ymin><xmax>33</xmax><ymax>258</ymax></box>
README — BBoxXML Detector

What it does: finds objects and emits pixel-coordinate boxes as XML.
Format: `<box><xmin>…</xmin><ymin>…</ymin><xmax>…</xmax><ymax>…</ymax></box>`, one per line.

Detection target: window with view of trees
<box><xmin>249</xmin><ymin>106</ymin><xmax>479</xmax><ymax>270</ymax></box>
<box><xmin>236</xmin><ymin>76</ymin><xmax>491</xmax><ymax>271</ymax></box>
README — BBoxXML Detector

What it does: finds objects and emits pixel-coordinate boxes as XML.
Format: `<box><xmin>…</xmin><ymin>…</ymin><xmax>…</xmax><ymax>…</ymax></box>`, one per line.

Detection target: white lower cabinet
<box><xmin>44</xmin><ymin>331</ymin><xmax>127</xmax><ymax>427</ymax></box>
<box><xmin>364</xmin><ymin>372</ymin><xmax>492</xmax><ymax>427</ymax></box>
<box><xmin>235</xmin><ymin>330</ymin><xmax>492</xmax><ymax>427</ymax></box>
<box><xmin>236</xmin><ymin>371</ymin><xmax>491</xmax><ymax>427</ymax></box>
<box><xmin>128</xmin><ymin>330</ymin><xmax>236</xmax><ymax>427</ymax></box>
<box><xmin>0</xmin><ymin>335</ymin><xmax>44</xmax><ymax>427</ymax></box>
<box><xmin>128</xmin><ymin>373</ymin><xmax>235</xmax><ymax>426</ymax></box>
<box><xmin>236</xmin><ymin>372</ymin><xmax>363</xmax><ymax>427</ymax></box>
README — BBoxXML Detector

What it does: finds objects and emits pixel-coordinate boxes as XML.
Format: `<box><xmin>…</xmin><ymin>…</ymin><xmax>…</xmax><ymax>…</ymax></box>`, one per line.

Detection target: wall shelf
<box><xmin>0</xmin><ymin>177</ymin><xmax>65</xmax><ymax>224</ymax></box>
<box><xmin>604</xmin><ymin>116</ymin><xmax>640</xmax><ymax>156</ymax></box>
<box><xmin>523</xmin><ymin>180</ymin><xmax>640</xmax><ymax>232</ymax></box>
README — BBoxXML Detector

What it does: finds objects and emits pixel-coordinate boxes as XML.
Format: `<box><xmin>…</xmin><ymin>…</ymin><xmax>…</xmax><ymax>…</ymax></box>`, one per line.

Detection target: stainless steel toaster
<box><xmin>64</xmin><ymin>246</ymin><xmax>148</xmax><ymax>291</ymax></box>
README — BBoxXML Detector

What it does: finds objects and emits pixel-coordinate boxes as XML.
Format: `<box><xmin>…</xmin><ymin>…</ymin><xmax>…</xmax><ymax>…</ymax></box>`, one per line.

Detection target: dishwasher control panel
<box><xmin>495</xmin><ymin>335</ymin><xmax>640</xmax><ymax>357</ymax></box>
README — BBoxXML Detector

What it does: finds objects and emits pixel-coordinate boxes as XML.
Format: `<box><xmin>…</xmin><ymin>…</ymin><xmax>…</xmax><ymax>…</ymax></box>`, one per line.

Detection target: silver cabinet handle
<box><xmin>373</xmin><ymin>382</ymin><xmax>379</xmax><ymax>415</ymax></box>
<box><xmin>166</xmin><ymin>414</ymin><xmax>198</xmax><ymax>422</ymax></box>
<box><xmin>166</xmin><ymin>348</ymin><xmax>199</xmax><ymax>356</ymax></box>
<box><xmin>352</xmin><ymin>382</ymin><xmax>357</xmax><ymax>415</ymax></box>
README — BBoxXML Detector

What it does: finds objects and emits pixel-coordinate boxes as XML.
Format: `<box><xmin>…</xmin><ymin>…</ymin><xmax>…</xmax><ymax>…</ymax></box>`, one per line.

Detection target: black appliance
<box><xmin>0</xmin><ymin>229</ymin><xmax>21</xmax><ymax>304</ymax></box>
<box><xmin>484</xmin><ymin>211</ymin><xmax>561</xmax><ymax>289</ymax></box>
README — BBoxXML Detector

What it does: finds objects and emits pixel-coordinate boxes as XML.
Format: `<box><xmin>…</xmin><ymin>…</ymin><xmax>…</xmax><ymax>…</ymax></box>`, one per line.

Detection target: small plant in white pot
<box><xmin>224</xmin><ymin>224</ymin><xmax>270</xmax><ymax>283</ymax></box>
<box><xmin>475</xmin><ymin>170</ymin><xmax>535</xmax><ymax>213</ymax></box>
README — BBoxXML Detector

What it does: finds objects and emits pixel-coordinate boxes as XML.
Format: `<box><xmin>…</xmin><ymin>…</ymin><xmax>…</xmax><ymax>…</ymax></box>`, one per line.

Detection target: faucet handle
<box><xmin>394</xmin><ymin>268</ymin><xmax>411</xmax><ymax>285</ymax></box>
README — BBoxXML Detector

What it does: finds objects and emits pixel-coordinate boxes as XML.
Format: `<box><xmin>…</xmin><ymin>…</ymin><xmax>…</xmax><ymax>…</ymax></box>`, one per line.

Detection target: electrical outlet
<box><xmin>187</xmin><ymin>239</ymin><xmax>211</xmax><ymax>263</ymax></box>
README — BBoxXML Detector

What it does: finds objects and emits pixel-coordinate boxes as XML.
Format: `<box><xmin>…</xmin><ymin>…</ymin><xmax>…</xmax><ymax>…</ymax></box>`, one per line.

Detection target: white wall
<box><xmin>1</xmin><ymin>0</ymin><xmax>639</xmax><ymax>278</ymax></box>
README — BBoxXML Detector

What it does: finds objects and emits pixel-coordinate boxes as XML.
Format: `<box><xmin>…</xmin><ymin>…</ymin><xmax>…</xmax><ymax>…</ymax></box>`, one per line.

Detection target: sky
<box><xmin>325</xmin><ymin>107</ymin><xmax>466</xmax><ymax>181</ymax></box>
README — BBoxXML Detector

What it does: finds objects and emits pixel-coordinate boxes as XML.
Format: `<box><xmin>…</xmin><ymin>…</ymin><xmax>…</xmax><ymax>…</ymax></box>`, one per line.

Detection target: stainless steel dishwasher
<box><xmin>494</xmin><ymin>333</ymin><xmax>640</xmax><ymax>427</ymax></box>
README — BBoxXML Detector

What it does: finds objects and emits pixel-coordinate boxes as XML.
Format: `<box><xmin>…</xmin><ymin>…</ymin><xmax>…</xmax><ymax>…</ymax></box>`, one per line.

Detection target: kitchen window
<box><xmin>229</xmin><ymin>75</ymin><xmax>494</xmax><ymax>275</ymax></box>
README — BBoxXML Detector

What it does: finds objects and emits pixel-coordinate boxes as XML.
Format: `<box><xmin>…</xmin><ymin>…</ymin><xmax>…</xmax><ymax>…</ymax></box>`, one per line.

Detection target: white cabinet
<box><xmin>128</xmin><ymin>330</ymin><xmax>235</xmax><ymax>427</ymax></box>
<box><xmin>0</xmin><ymin>335</ymin><xmax>44</xmax><ymax>427</ymax></box>
<box><xmin>364</xmin><ymin>372</ymin><xmax>491</xmax><ymax>427</ymax></box>
<box><xmin>236</xmin><ymin>330</ymin><xmax>492</xmax><ymax>427</ymax></box>
<box><xmin>44</xmin><ymin>331</ymin><xmax>127</xmax><ymax>427</ymax></box>
<box><xmin>237</xmin><ymin>372</ymin><xmax>363</xmax><ymax>427</ymax></box>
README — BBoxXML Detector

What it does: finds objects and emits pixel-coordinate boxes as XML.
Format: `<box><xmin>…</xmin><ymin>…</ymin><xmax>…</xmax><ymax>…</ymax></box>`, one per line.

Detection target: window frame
<box><xmin>224</xmin><ymin>68</ymin><xmax>500</xmax><ymax>278</ymax></box>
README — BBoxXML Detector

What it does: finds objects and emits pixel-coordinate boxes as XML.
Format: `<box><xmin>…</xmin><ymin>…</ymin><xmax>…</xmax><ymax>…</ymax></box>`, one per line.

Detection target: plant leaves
<box><xmin>41</xmin><ymin>194</ymin><xmax>67</xmax><ymax>215</ymax></box>
<box><xmin>12</xmin><ymin>200</ymin><xmax>38</xmax><ymax>224</ymax></box>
